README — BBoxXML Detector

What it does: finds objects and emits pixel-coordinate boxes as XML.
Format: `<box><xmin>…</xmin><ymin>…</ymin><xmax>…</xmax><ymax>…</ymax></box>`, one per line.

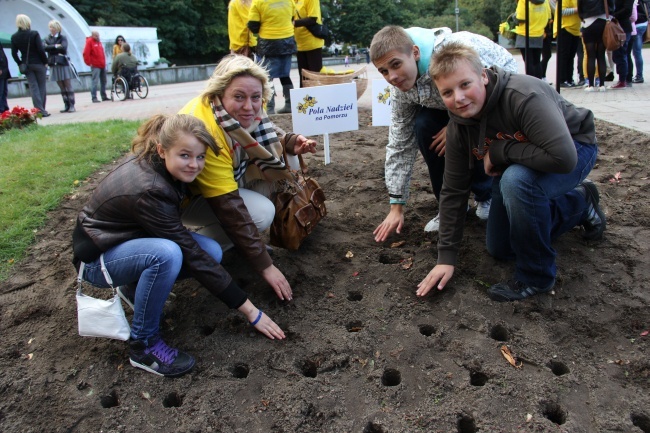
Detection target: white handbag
<box><xmin>76</xmin><ymin>255</ymin><xmax>131</xmax><ymax>341</ymax></box>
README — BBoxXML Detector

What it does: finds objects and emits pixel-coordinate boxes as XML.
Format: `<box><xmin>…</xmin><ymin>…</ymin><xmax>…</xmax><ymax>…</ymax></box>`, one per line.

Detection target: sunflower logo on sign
<box><xmin>377</xmin><ymin>87</ymin><xmax>391</xmax><ymax>104</ymax></box>
<box><xmin>297</xmin><ymin>94</ymin><xmax>317</xmax><ymax>114</ymax></box>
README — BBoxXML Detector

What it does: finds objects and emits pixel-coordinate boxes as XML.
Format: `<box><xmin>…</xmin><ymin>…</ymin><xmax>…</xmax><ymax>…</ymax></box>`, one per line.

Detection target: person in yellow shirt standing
<box><xmin>514</xmin><ymin>0</ymin><xmax>552</xmax><ymax>78</ymax></box>
<box><xmin>555</xmin><ymin>0</ymin><xmax>582</xmax><ymax>86</ymax></box>
<box><xmin>229</xmin><ymin>0</ymin><xmax>257</xmax><ymax>59</ymax></box>
<box><xmin>248</xmin><ymin>0</ymin><xmax>296</xmax><ymax>114</ymax></box>
<box><xmin>293</xmin><ymin>0</ymin><xmax>325</xmax><ymax>87</ymax></box>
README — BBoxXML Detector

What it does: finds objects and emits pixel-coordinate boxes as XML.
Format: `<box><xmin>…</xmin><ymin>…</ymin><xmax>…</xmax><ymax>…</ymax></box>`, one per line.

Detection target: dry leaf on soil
<box><xmin>500</xmin><ymin>345</ymin><xmax>522</xmax><ymax>369</ymax></box>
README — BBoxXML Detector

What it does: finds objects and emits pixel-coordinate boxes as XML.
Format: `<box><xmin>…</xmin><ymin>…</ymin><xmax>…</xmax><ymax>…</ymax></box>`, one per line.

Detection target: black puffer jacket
<box><xmin>72</xmin><ymin>155</ymin><xmax>248</xmax><ymax>309</ymax></box>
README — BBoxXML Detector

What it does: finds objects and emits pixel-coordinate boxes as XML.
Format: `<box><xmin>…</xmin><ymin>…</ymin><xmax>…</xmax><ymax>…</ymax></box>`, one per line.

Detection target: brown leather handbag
<box><xmin>602</xmin><ymin>0</ymin><xmax>626</xmax><ymax>51</ymax></box>
<box><xmin>269</xmin><ymin>151</ymin><xmax>326</xmax><ymax>251</ymax></box>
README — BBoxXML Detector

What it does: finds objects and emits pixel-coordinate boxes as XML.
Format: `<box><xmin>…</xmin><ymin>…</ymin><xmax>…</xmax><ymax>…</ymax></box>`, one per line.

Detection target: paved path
<box><xmin>8</xmin><ymin>51</ymin><xmax>650</xmax><ymax>135</ymax></box>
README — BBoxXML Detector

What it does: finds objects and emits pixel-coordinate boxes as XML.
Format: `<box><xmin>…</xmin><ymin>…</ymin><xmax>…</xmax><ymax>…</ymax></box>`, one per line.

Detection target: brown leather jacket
<box><xmin>72</xmin><ymin>155</ymin><xmax>248</xmax><ymax>309</ymax></box>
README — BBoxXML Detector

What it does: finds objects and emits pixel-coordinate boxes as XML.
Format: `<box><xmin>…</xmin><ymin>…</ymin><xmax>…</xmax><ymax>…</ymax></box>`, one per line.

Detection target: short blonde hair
<box><xmin>370</xmin><ymin>26</ymin><xmax>414</xmax><ymax>63</ymax></box>
<box><xmin>48</xmin><ymin>20</ymin><xmax>62</xmax><ymax>33</ymax></box>
<box><xmin>16</xmin><ymin>14</ymin><xmax>31</xmax><ymax>31</ymax></box>
<box><xmin>200</xmin><ymin>54</ymin><xmax>272</xmax><ymax>105</ymax></box>
<box><xmin>429</xmin><ymin>41</ymin><xmax>484</xmax><ymax>81</ymax></box>
<box><xmin>132</xmin><ymin>114</ymin><xmax>220</xmax><ymax>162</ymax></box>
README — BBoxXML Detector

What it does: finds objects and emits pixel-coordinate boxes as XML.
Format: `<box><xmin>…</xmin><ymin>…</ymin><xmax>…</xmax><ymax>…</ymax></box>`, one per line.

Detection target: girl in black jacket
<box><xmin>43</xmin><ymin>20</ymin><xmax>76</xmax><ymax>113</ymax></box>
<box><xmin>74</xmin><ymin>114</ymin><xmax>286</xmax><ymax>377</ymax></box>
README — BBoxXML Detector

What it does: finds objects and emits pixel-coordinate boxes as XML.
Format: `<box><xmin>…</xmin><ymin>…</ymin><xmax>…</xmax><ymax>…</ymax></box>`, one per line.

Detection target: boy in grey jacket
<box><xmin>370</xmin><ymin>26</ymin><xmax>517</xmax><ymax>242</ymax></box>
<box><xmin>416</xmin><ymin>41</ymin><xmax>605</xmax><ymax>302</ymax></box>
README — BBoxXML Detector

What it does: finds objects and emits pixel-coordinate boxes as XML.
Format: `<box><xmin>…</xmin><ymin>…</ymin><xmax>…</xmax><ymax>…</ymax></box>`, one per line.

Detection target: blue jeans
<box><xmin>612</xmin><ymin>32</ymin><xmax>632</xmax><ymax>82</ymax></box>
<box><xmin>629</xmin><ymin>24</ymin><xmax>646</xmax><ymax>80</ymax></box>
<box><xmin>90</xmin><ymin>67</ymin><xmax>107</xmax><ymax>100</ymax></box>
<box><xmin>415</xmin><ymin>107</ymin><xmax>492</xmax><ymax>202</ymax></box>
<box><xmin>81</xmin><ymin>233</ymin><xmax>222</xmax><ymax>345</ymax></box>
<box><xmin>486</xmin><ymin>140</ymin><xmax>597</xmax><ymax>288</ymax></box>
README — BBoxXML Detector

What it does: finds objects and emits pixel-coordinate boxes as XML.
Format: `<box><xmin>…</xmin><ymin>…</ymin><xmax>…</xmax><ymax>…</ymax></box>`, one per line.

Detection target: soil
<box><xmin>1</xmin><ymin>109</ymin><xmax>650</xmax><ymax>433</ymax></box>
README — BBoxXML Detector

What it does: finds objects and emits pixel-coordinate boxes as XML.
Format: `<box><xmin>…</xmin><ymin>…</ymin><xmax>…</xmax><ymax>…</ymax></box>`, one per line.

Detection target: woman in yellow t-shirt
<box><xmin>228</xmin><ymin>0</ymin><xmax>257</xmax><ymax>58</ymax></box>
<box><xmin>179</xmin><ymin>55</ymin><xmax>317</xmax><ymax>302</ymax></box>
<box><xmin>294</xmin><ymin>0</ymin><xmax>325</xmax><ymax>87</ymax></box>
<box><xmin>247</xmin><ymin>0</ymin><xmax>296</xmax><ymax>114</ymax></box>
<box><xmin>514</xmin><ymin>0</ymin><xmax>552</xmax><ymax>78</ymax></box>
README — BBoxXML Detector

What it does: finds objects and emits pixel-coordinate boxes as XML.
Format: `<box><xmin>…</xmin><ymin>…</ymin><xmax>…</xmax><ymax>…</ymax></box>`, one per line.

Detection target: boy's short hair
<box><xmin>370</xmin><ymin>25</ymin><xmax>414</xmax><ymax>63</ymax></box>
<box><xmin>429</xmin><ymin>41</ymin><xmax>484</xmax><ymax>81</ymax></box>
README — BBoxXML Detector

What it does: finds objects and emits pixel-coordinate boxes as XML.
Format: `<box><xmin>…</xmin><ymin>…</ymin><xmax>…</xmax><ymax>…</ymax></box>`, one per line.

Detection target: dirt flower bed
<box><xmin>1</xmin><ymin>110</ymin><xmax>649</xmax><ymax>433</ymax></box>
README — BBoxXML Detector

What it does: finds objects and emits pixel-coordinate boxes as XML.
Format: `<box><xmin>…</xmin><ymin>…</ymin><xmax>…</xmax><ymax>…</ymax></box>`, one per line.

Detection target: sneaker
<box><xmin>576</xmin><ymin>179</ymin><xmax>606</xmax><ymax>240</ymax></box>
<box><xmin>609</xmin><ymin>81</ymin><xmax>626</xmax><ymax>89</ymax></box>
<box><xmin>101</xmin><ymin>96</ymin><xmax>110</xmax><ymax>101</ymax></box>
<box><xmin>598</xmin><ymin>86</ymin><xmax>607</xmax><ymax>92</ymax></box>
<box><xmin>475</xmin><ymin>199</ymin><xmax>491</xmax><ymax>220</ymax></box>
<box><xmin>560</xmin><ymin>81</ymin><xmax>575</xmax><ymax>88</ymax></box>
<box><xmin>424</xmin><ymin>214</ymin><xmax>440</xmax><ymax>232</ymax></box>
<box><xmin>92</xmin><ymin>98</ymin><xmax>101</xmax><ymax>103</ymax></box>
<box><xmin>129</xmin><ymin>338</ymin><xmax>195</xmax><ymax>377</ymax></box>
<box><xmin>576</xmin><ymin>79</ymin><xmax>587</xmax><ymax>87</ymax></box>
<box><xmin>487</xmin><ymin>279</ymin><xmax>554</xmax><ymax>302</ymax></box>
<box><xmin>584</xmin><ymin>86</ymin><xmax>596</xmax><ymax>92</ymax></box>
<box><xmin>632</xmin><ymin>76</ymin><xmax>644</xmax><ymax>84</ymax></box>
<box><xmin>116</xmin><ymin>285</ymin><xmax>135</xmax><ymax>311</ymax></box>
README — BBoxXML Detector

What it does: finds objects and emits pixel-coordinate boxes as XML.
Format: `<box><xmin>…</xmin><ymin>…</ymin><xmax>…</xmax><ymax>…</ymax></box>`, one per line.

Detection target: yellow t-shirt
<box><xmin>178</xmin><ymin>97</ymin><xmax>238</xmax><ymax>198</ymax></box>
<box><xmin>553</xmin><ymin>0</ymin><xmax>581</xmax><ymax>37</ymax></box>
<box><xmin>248</xmin><ymin>0</ymin><xmax>295</xmax><ymax>40</ymax></box>
<box><xmin>515</xmin><ymin>0</ymin><xmax>551</xmax><ymax>38</ymax></box>
<box><xmin>229</xmin><ymin>0</ymin><xmax>258</xmax><ymax>50</ymax></box>
<box><xmin>294</xmin><ymin>0</ymin><xmax>325</xmax><ymax>52</ymax></box>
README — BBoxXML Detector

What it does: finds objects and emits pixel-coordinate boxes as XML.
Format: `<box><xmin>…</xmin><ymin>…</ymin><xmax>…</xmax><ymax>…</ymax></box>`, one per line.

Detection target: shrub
<box><xmin>0</xmin><ymin>106</ymin><xmax>42</xmax><ymax>133</ymax></box>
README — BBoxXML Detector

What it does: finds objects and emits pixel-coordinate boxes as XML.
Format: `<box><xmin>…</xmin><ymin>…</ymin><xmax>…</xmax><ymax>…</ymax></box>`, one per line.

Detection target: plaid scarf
<box><xmin>211</xmin><ymin>98</ymin><xmax>292</xmax><ymax>183</ymax></box>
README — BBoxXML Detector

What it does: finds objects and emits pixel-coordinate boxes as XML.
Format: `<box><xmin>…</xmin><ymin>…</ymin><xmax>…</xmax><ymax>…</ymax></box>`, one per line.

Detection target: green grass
<box><xmin>0</xmin><ymin>120</ymin><xmax>142</xmax><ymax>281</ymax></box>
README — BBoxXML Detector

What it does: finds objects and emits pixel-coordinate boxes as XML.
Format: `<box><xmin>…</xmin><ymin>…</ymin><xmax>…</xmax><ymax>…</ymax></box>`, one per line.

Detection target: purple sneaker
<box><xmin>129</xmin><ymin>338</ymin><xmax>195</xmax><ymax>377</ymax></box>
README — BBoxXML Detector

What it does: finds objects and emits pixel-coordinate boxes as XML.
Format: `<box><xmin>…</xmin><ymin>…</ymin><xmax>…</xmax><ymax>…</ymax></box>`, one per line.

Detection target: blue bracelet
<box><xmin>250</xmin><ymin>310</ymin><xmax>263</xmax><ymax>326</ymax></box>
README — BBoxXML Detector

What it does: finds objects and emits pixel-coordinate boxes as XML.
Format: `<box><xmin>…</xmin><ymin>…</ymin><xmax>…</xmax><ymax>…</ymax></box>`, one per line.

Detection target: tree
<box><xmin>325</xmin><ymin>0</ymin><xmax>404</xmax><ymax>47</ymax></box>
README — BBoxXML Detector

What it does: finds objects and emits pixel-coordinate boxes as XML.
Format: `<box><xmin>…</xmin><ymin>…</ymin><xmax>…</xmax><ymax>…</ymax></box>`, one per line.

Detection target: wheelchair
<box><xmin>111</xmin><ymin>67</ymin><xmax>149</xmax><ymax>101</ymax></box>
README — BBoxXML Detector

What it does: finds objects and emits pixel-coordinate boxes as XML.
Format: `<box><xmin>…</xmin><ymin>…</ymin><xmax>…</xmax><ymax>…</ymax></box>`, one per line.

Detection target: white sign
<box><xmin>290</xmin><ymin>83</ymin><xmax>359</xmax><ymax>135</ymax></box>
<box><xmin>290</xmin><ymin>82</ymin><xmax>359</xmax><ymax>164</ymax></box>
<box><xmin>371</xmin><ymin>79</ymin><xmax>392</xmax><ymax>126</ymax></box>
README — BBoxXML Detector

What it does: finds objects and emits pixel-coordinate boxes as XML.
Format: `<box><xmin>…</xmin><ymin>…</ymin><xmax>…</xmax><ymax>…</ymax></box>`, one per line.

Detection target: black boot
<box><xmin>276</xmin><ymin>84</ymin><xmax>293</xmax><ymax>114</ymax></box>
<box><xmin>266</xmin><ymin>89</ymin><xmax>276</xmax><ymax>115</ymax></box>
<box><xmin>59</xmin><ymin>92</ymin><xmax>69</xmax><ymax>113</ymax></box>
<box><xmin>67</xmin><ymin>91</ymin><xmax>76</xmax><ymax>113</ymax></box>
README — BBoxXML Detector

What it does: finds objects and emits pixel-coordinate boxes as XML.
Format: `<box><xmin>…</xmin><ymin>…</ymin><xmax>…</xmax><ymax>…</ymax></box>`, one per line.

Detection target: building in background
<box><xmin>0</xmin><ymin>0</ymin><xmax>161</xmax><ymax>77</ymax></box>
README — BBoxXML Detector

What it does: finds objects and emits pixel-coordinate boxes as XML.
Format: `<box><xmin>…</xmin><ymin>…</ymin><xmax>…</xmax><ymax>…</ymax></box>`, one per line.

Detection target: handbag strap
<box><xmin>24</xmin><ymin>31</ymin><xmax>31</xmax><ymax>66</ymax></box>
<box><xmin>281</xmin><ymin>139</ymin><xmax>308</xmax><ymax>176</ymax></box>
<box><xmin>604</xmin><ymin>0</ymin><xmax>612</xmax><ymax>19</ymax></box>
<box><xmin>76</xmin><ymin>254</ymin><xmax>116</xmax><ymax>295</ymax></box>
<box><xmin>99</xmin><ymin>254</ymin><xmax>115</xmax><ymax>288</ymax></box>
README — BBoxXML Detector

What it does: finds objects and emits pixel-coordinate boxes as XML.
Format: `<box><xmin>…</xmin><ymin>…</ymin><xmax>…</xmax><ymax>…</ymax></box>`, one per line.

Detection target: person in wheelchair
<box><xmin>112</xmin><ymin>43</ymin><xmax>139</xmax><ymax>98</ymax></box>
